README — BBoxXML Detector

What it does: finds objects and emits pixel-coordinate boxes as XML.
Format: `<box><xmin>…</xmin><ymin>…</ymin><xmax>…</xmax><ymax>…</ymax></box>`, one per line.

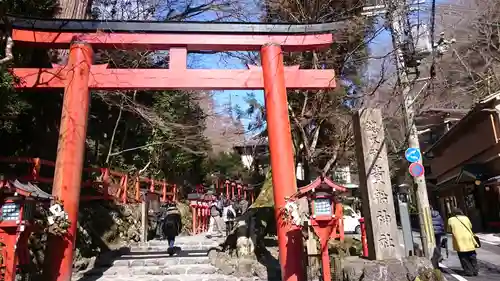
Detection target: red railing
<box><xmin>0</xmin><ymin>156</ymin><xmax>177</xmax><ymax>204</ymax></box>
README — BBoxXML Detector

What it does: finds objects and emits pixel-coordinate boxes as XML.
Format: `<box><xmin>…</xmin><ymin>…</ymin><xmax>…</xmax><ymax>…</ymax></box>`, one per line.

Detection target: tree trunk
<box><xmin>57</xmin><ymin>0</ymin><xmax>92</xmax><ymax>19</ymax></box>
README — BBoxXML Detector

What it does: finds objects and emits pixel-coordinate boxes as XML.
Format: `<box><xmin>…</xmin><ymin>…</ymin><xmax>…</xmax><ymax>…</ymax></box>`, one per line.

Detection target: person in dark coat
<box><xmin>432</xmin><ymin>207</ymin><xmax>446</xmax><ymax>248</ymax></box>
<box><xmin>162</xmin><ymin>202</ymin><xmax>182</xmax><ymax>255</ymax></box>
<box><xmin>431</xmin><ymin>206</ymin><xmax>446</xmax><ymax>267</ymax></box>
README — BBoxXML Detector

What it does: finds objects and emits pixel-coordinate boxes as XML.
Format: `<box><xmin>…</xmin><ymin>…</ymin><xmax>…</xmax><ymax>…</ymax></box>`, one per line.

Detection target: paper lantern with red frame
<box><xmin>288</xmin><ymin>176</ymin><xmax>346</xmax><ymax>281</ymax></box>
<box><xmin>0</xmin><ymin>180</ymin><xmax>52</xmax><ymax>281</ymax></box>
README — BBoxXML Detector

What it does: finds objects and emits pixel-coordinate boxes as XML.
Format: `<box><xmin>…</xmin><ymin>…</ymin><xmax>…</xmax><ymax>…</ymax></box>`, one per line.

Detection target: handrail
<box><xmin>5</xmin><ymin>15</ymin><xmax>348</xmax><ymax>35</ymax></box>
<box><xmin>0</xmin><ymin>156</ymin><xmax>177</xmax><ymax>204</ymax></box>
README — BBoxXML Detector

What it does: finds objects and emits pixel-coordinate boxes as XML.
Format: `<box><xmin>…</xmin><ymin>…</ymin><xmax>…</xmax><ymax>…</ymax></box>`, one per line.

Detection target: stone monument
<box><xmin>353</xmin><ymin>108</ymin><xmax>402</xmax><ymax>260</ymax></box>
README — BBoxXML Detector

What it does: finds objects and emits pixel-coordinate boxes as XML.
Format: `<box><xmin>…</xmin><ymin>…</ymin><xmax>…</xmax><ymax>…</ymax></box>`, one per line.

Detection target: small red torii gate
<box><xmin>7</xmin><ymin>15</ymin><xmax>342</xmax><ymax>281</ymax></box>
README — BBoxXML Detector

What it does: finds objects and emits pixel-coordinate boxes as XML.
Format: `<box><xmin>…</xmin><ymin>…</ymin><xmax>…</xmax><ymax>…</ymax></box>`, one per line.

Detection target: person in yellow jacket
<box><xmin>447</xmin><ymin>208</ymin><xmax>479</xmax><ymax>276</ymax></box>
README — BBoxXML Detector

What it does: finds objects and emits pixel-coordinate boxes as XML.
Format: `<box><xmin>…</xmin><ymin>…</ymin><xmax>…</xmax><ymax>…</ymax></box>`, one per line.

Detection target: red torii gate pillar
<box><xmin>44</xmin><ymin>42</ymin><xmax>93</xmax><ymax>281</ymax></box>
<box><xmin>261</xmin><ymin>44</ymin><xmax>304</xmax><ymax>280</ymax></box>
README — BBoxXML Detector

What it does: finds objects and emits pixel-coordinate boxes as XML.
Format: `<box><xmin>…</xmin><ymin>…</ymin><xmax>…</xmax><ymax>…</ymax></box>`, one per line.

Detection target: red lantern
<box><xmin>0</xmin><ymin>180</ymin><xmax>52</xmax><ymax>281</ymax></box>
<box><xmin>287</xmin><ymin>176</ymin><xmax>346</xmax><ymax>281</ymax></box>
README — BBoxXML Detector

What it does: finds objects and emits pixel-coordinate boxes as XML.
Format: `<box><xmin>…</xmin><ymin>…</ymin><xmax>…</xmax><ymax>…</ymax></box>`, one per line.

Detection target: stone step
<box><xmin>129</xmin><ymin>243</ymin><xmax>218</xmax><ymax>252</ymax></box>
<box><xmin>77</xmin><ymin>274</ymin><xmax>261</xmax><ymax>281</ymax></box>
<box><xmin>96</xmin><ymin>255</ymin><xmax>210</xmax><ymax>267</ymax></box>
<box><xmin>143</xmin><ymin>241</ymin><xmax>220</xmax><ymax>247</ymax></box>
<box><xmin>142</xmin><ymin>238</ymin><xmax>222</xmax><ymax>245</ymax></box>
<box><xmin>145</xmin><ymin>238</ymin><xmax>224</xmax><ymax>246</ymax></box>
<box><xmin>85</xmin><ymin>264</ymin><xmax>219</xmax><ymax>276</ymax></box>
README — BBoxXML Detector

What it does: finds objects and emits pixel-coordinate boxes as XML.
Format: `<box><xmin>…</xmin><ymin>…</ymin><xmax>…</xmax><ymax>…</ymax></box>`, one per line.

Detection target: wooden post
<box><xmin>102</xmin><ymin>168</ymin><xmax>110</xmax><ymax>199</ymax></box>
<box><xmin>141</xmin><ymin>194</ymin><xmax>149</xmax><ymax>244</ymax></box>
<box><xmin>306</xmin><ymin>228</ymin><xmax>320</xmax><ymax>279</ymax></box>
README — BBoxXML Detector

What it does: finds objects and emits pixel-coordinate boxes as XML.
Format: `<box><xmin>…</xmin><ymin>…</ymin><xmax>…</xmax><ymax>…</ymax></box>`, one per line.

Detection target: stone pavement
<box><xmin>415</xmin><ymin>232</ymin><xmax>500</xmax><ymax>281</ymax></box>
<box><xmin>73</xmin><ymin>231</ymin><xmax>500</xmax><ymax>281</ymax></box>
<box><xmin>348</xmin><ymin>231</ymin><xmax>500</xmax><ymax>281</ymax></box>
<box><xmin>74</xmin><ymin>234</ymin><xmax>261</xmax><ymax>281</ymax></box>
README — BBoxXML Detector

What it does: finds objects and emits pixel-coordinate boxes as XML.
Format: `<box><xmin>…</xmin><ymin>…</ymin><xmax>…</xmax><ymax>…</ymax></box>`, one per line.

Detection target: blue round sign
<box><xmin>409</xmin><ymin>163</ymin><xmax>425</xmax><ymax>177</ymax></box>
<box><xmin>405</xmin><ymin>147</ymin><xmax>421</xmax><ymax>163</ymax></box>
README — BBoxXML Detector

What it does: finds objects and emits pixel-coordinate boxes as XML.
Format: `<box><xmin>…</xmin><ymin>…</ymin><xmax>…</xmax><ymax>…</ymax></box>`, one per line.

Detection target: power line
<box><xmin>387</xmin><ymin>0</ymin><xmax>436</xmax><ymax>258</ymax></box>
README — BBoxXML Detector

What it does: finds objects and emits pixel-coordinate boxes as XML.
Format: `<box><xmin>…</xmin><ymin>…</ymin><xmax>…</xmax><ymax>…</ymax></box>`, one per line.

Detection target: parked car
<box><xmin>343</xmin><ymin>205</ymin><xmax>361</xmax><ymax>234</ymax></box>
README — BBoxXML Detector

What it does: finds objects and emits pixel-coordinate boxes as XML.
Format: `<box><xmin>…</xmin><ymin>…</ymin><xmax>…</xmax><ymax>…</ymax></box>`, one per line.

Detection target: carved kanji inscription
<box><xmin>377</xmin><ymin>210</ymin><xmax>392</xmax><ymax>225</ymax></box>
<box><xmin>370</xmin><ymin>163</ymin><xmax>386</xmax><ymax>185</ymax></box>
<box><xmin>374</xmin><ymin>188</ymin><xmax>389</xmax><ymax>204</ymax></box>
<box><xmin>378</xmin><ymin>233</ymin><xmax>396</xmax><ymax>249</ymax></box>
<box><xmin>353</xmin><ymin>109</ymin><xmax>401</xmax><ymax>260</ymax></box>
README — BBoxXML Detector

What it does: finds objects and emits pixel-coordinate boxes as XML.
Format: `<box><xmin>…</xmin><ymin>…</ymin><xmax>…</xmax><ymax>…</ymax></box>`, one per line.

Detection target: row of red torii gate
<box><xmin>189</xmin><ymin>180</ymin><xmax>255</xmax><ymax>234</ymax></box>
<box><xmin>2</xmin><ymin>14</ymin><xmax>344</xmax><ymax>281</ymax></box>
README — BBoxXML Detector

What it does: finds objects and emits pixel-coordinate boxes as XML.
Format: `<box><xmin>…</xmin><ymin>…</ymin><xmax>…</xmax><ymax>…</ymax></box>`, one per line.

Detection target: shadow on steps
<box><xmin>74</xmin><ymin>245</ymin><xmax>219</xmax><ymax>281</ymax></box>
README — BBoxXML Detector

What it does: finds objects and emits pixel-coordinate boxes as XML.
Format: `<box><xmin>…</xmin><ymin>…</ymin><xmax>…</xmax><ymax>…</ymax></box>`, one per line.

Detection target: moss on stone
<box><xmin>415</xmin><ymin>268</ymin><xmax>445</xmax><ymax>281</ymax></box>
<box><xmin>251</xmin><ymin>170</ymin><xmax>274</xmax><ymax>209</ymax></box>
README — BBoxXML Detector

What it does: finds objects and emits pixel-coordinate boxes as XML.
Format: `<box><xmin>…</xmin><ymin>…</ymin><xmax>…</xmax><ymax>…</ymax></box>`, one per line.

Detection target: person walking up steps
<box><xmin>447</xmin><ymin>207</ymin><xmax>480</xmax><ymax>276</ymax></box>
<box><xmin>163</xmin><ymin>202</ymin><xmax>182</xmax><ymax>256</ymax></box>
<box><xmin>207</xmin><ymin>195</ymin><xmax>224</xmax><ymax>238</ymax></box>
<box><xmin>223</xmin><ymin>200</ymin><xmax>236</xmax><ymax>236</ymax></box>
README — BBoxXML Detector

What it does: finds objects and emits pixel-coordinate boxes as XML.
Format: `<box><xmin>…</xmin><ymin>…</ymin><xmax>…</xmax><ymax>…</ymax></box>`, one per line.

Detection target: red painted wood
<box><xmin>261</xmin><ymin>44</ymin><xmax>305</xmax><ymax>281</ymax></box>
<box><xmin>2</xmin><ymin>230</ymin><xmax>18</xmax><ymax>281</ymax></box>
<box><xmin>169</xmin><ymin>47</ymin><xmax>187</xmax><ymax>69</ymax></box>
<box><xmin>46</xmin><ymin>43</ymin><xmax>93</xmax><ymax>281</ymax></box>
<box><xmin>12</xmin><ymin>67</ymin><xmax>336</xmax><ymax>90</ymax></box>
<box><xmin>0</xmin><ymin>156</ymin><xmax>176</xmax><ymax>204</ymax></box>
<box><xmin>12</xmin><ymin>29</ymin><xmax>333</xmax><ymax>52</ymax></box>
<box><xmin>10</xmin><ymin>22</ymin><xmax>339</xmax><ymax>281</ymax></box>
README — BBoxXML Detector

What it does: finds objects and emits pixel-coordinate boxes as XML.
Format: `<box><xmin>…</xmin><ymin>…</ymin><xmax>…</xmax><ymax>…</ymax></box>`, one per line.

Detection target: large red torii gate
<box><xmin>7</xmin><ymin>15</ymin><xmax>343</xmax><ymax>281</ymax></box>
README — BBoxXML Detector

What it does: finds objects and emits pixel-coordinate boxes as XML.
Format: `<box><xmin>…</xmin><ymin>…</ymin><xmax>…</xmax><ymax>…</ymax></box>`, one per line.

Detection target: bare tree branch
<box><xmin>105</xmin><ymin>95</ymin><xmax>125</xmax><ymax>164</ymax></box>
<box><xmin>0</xmin><ymin>35</ymin><xmax>13</xmax><ymax>65</ymax></box>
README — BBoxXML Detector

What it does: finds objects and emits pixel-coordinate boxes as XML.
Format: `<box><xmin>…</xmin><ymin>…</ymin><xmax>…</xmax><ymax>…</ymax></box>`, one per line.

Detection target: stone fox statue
<box><xmin>162</xmin><ymin>203</ymin><xmax>182</xmax><ymax>255</ymax></box>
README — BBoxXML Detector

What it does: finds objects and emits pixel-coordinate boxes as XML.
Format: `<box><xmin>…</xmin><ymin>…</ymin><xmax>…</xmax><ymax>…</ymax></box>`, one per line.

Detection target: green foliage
<box><xmin>203</xmin><ymin>151</ymin><xmax>249</xmax><ymax>181</ymax></box>
<box><xmin>0</xmin><ymin>68</ymin><xmax>14</xmax><ymax>90</ymax></box>
<box><xmin>0</xmin><ymin>1</ymin><xmax>215</xmax><ymax>193</ymax></box>
<box><xmin>1</xmin><ymin>0</ymin><xmax>59</xmax><ymax>17</ymax></box>
<box><xmin>233</xmin><ymin>1</ymin><xmax>375</xmax><ymax>179</ymax></box>
<box><xmin>252</xmin><ymin>169</ymin><xmax>274</xmax><ymax>208</ymax></box>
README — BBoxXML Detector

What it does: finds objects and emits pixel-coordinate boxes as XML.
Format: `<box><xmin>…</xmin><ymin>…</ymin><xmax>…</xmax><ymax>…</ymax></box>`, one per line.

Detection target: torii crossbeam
<box><xmin>7</xmin><ymin>15</ymin><xmax>343</xmax><ymax>281</ymax></box>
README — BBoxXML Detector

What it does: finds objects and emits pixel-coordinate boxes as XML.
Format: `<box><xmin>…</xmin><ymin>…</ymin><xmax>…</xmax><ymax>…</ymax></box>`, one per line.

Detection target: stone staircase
<box><xmin>75</xmin><ymin>234</ymin><xmax>259</xmax><ymax>281</ymax></box>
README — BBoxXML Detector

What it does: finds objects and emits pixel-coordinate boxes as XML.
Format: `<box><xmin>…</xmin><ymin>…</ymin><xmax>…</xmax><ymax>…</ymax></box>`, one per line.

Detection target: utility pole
<box><xmin>387</xmin><ymin>0</ymin><xmax>435</xmax><ymax>257</ymax></box>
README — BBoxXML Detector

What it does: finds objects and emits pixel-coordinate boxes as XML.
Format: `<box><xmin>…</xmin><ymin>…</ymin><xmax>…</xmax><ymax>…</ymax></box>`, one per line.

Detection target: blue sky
<box><xmin>184</xmin><ymin>29</ymin><xmax>396</xmax><ymax>138</ymax></box>
<box><xmin>180</xmin><ymin>2</ymin><xmax>264</xmax><ymax>135</ymax></box>
<box><xmin>188</xmin><ymin>27</ymin><xmax>396</xmax><ymax>136</ymax></box>
<box><xmin>187</xmin><ymin>52</ymin><xmax>263</xmax><ymax>133</ymax></box>
<box><xmin>182</xmin><ymin>0</ymin><xmax>432</xmax><ymax>137</ymax></box>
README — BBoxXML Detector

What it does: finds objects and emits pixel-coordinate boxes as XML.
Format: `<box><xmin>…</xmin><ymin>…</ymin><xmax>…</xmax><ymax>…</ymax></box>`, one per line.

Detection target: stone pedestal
<box><xmin>343</xmin><ymin>256</ymin><xmax>446</xmax><ymax>281</ymax></box>
<box><xmin>353</xmin><ymin>108</ymin><xmax>401</xmax><ymax>260</ymax></box>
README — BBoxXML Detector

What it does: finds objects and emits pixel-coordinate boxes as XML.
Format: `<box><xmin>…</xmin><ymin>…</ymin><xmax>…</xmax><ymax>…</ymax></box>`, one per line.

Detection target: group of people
<box><xmin>151</xmin><ymin>194</ymin><xmax>249</xmax><ymax>255</ymax></box>
<box><xmin>156</xmin><ymin>194</ymin><xmax>480</xmax><ymax>277</ymax></box>
<box><xmin>207</xmin><ymin>195</ymin><xmax>249</xmax><ymax>237</ymax></box>
<box><xmin>432</xmin><ymin>207</ymin><xmax>480</xmax><ymax>276</ymax></box>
